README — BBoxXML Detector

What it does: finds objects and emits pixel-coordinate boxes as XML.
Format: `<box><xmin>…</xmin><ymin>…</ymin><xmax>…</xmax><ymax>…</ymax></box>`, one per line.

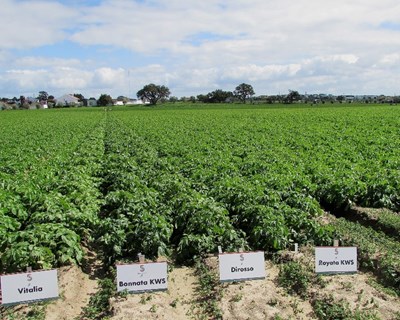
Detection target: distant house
<box><xmin>113</xmin><ymin>100</ymin><xmax>124</xmax><ymax>106</ymax></box>
<box><xmin>26</xmin><ymin>97</ymin><xmax>37</xmax><ymax>104</ymax></box>
<box><xmin>129</xmin><ymin>99</ymin><xmax>144</xmax><ymax>105</ymax></box>
<box><xmin>39</xmin><ymin>100</ymin><xmax>48</xmax><ymax>109</ymax></box>
<box><xmin>56</xmin><ymin>94</ymin><xmax>81</xmax><ymax>107</ymax></box>
<box><xmin>87</xmin><ymin>98</ymin><xmax>97</xmax><ymax>107</ymax></box>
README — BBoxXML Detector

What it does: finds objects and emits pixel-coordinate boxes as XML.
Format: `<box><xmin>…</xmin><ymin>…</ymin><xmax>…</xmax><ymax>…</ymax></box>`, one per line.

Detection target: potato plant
<box><xmin>1</xmin><ymin>104</ymin><xmax>399</xmax><ymax>277</ymax></box>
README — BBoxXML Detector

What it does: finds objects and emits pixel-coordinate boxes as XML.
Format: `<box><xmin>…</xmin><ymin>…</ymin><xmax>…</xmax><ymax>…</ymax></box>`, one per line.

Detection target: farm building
<box><xmin>56</xmin><ymin>94</ymin><xmax>81</xmax><ymax>107</ymax></box>
<box><xmin>39</xmin><ymin>100</ymin><xmax>48</xmax><ymax>109</ymax></box>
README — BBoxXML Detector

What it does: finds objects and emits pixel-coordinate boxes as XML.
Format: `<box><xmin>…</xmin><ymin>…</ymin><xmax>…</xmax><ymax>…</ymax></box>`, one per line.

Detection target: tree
<box><xmin>284</xmin><ymin>90</ymin><xmax>301</xmax><ymax>104</ymax></box>
<box><xmin>19</xmin><ymin>95</ymin><xmax>29</xmax><ymax>109</ymax></box>
<box><xmin>197</xmin><ymin>94</ymin><xmax>209</xmax><ymax>103</ymax></box>
<box><xmin>73</xmin><ymin>93</ymin><xmax>85</xmax><ymax>102</ymax></box>
<box><xmin>137</xmin><ymin>83</ymin><xmax>170</xmax><ymax>105</ymax></box>
<box><xmin>37</xmin><ymin>91</ymin><xmax>48</xmax><ymax>101</ymax></box>
<box><xmin>169</xmin><ymin>96</ymin><xmax>178</xmax><ymax>103</ymax></box>
<box><xmin>97</xmin><ymin>94</ymin><xmax>113</xmax><ymax>106</ymax></box>
<box><xmin>336</xmin><ymin>95</ymin><xmax>345</xmax><ymax>103</ymax></box>
<box><xmin>234</xmin><ymin>83</ymin><xmax>255</xmax><ymax>103</ymax></box>
<box><xmin>207</xmin><ymin>89</ymin><xmax>233</xmax><ymax>103</ymax></box>
<box><xmin>266</xmin><ymin>95</ymin><xmax>277</xmax><ymax>104</ymax></box>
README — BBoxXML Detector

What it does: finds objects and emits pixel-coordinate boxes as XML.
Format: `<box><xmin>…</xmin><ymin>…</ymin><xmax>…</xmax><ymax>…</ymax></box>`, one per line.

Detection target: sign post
<box><xmin>0</xmin><ymin>269</ymin><xmax>59</xmax><ymax>305</ymax></box>
<box><xmin>116</xmin><ymin>262</ymin><xmax>168</xmax><ymax>293</ymax></box>
<box><xmin>315</xmin><ymin>247</ymin><xmax>357</xmax><ymax>274</ymax></box>
<box><xmin>219</xmin><ymin>251</ymin><xmax>266</xmax><ymax>282</ymax></box>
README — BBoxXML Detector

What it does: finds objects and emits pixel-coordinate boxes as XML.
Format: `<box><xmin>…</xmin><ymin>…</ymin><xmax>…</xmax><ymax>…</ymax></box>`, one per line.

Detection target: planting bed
<box><xmin>0</xmin><ymin>104</ymin><xmax>399</xmax><ymax>319</ymax></box>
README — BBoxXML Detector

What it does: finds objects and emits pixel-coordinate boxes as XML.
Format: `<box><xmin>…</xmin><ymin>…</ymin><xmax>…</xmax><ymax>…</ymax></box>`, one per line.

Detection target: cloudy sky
<box><xmin>1</xmin><ymin>0</ymin><xmax>400</xmax><ymax>99</ymax></box>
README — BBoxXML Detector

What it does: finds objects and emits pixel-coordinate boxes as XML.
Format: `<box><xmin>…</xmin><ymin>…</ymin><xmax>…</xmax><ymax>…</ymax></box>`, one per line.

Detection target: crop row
<box><xmin>347</xmin><ymin>208</ymin><xmax>400</xmax><ymax>241</ymax></box>
<box><xmin>94</xmin><ymin>110</ymin><xmax>334</xmax><ymax>265</ymax></box>
<box><xmin>1</xmin><ymin>105</ymin><xmax>399</xmax><ymax>275</ymax></box>
<box><xmin>105</xmin><ymin>105</ymin><xmax>399</xmax><ymax>287</ymax></box>
<box><xmin>333</xmin><ymin>217</ymin><xmax>400</xmax><ymax>294</ymax></box>
<box><xmin>113</xmin><ymin>106</ymin><xmax>399</xmax><ymax>212</ymax></box>
<box><xmin>0</xmin><ymin>110</ymin><xmax>105</xmax><ymax>272</ymax></box>
<box><xmin>96</xmin><ymin>113</ymin><xmax>246</xmax><ymax>265</ymax></box>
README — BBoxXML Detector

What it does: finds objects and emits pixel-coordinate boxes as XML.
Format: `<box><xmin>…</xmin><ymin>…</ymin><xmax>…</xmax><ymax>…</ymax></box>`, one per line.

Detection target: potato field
<box><xmin>0</xmin><ymin>104</ymin><xmax>399</xmax><ymax>319</ymax></box>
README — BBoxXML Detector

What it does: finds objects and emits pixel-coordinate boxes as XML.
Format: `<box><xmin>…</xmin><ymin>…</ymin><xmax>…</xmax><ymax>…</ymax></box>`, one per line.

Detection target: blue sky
<box><xmin>1</xmin><ymin>0</ymin><xmax>400</xmax><ymax>98</ymax></box>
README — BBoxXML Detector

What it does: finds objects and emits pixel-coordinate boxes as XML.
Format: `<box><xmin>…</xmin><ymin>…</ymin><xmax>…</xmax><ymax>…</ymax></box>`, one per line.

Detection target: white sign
<box><xmin>219</xmin><ymin>251</ymin><xmax>266</xmax><ymax>282</ymax></box>
<box><xmin>315</xmin><ymin>247</ymin><xmax>357</xmax><ymax>274</ymax></box>
<box><xmin>116</xmin><ymin>262</ymin><xmax>168</xmax><ymax>293</ymax></box>
<box><xmin>1</xmin><ymin>269</ymin><xmax>58</xmax><ymax>305</ymax></box>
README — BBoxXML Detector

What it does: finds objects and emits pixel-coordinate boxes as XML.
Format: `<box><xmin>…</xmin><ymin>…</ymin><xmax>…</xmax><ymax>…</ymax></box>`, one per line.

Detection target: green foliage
<box><xmin>0</xmin><ymin>224</ymin><xmax>83</xmax><ymax>271</ymax></box>
<box><xmin>354</xmin><ymin>209</ymin><xmax>400</xmax><ymax>241</ymax></box>
<box><xmin>333</xmin><ymin>218</ymin><xmax>400</xmax><ymax>294</ymax></box>
<box><xmin>377</xmin><ymin>211</ymin><xmax>400</xmax><ymax>240</ymax></box>
<box><xmin>284</xmin><ymin>90</ymin><xmax>301</xmax><ymax>104</ymax></box>
<box><xmin>96</xmin><ymin>117</ymin><xmax>174</xmax><ymax>265</ymax></box>
<box><xmin>97</xmin><ymin>94</ymin><xmax>113</xmax><ymax>106</ymax></box>
<box><xmin>278</xmin><ymin>261</ymin><xmax>311</xmax><ymax>298</ymax></box>
<box><xmin>80</xmin><ymin>278</ymin><xmax>115</xmax><ymax>320</ymax></box>
<box><xmin>0</xmin><ymin>110</ymin><xmax>104</xmax><ymax>272</ymax></box>
<box><xmin>175</xmin><ymin>197</ymin><xmax>246</xmax><ymax>262</ymax></box>
<box><xmin>198</xmin><ymin>89</ymin><xmax>233</xmax><ymax>103</ymax></box>
<box><xmin>312</xmin><ymin>294</ymin><xmax>381</xmax><ymax>320</ymax></box>
<box><xmin>1</xmin><ymin>302</ymin><xmax>47</xmax><ymax>320</ymax></box>
<box><xmin>233</xmin><ymin>83</ymin><xmax>255</xmax><ymax>103</ymax></box>
<box><xmin>194</xmin><ymin>259</ymin><xmax>223</xmax><ymax>319</ymax></box>
<box><xmin>137</xmin><ymin>83</ymin><xmax>170</xmax><ymax>105</ymax></box>
<box><xmin>1</xmin><ymin>104</ymin><xmax>400</xmax><ymax>274</ymax></box>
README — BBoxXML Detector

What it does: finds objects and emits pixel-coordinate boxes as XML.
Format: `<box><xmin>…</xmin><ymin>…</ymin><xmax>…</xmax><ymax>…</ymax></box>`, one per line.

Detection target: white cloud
<box><xmin>379</xmin><ymin>53</ymin><xmax>400</xmax><ymax>65</ymax></box>
<box><xmin>315</xmin><ymin>55</ymin><xmax>359</xmax><ymax>64</ymax></box>
<box><xmin>15</xmin><ymin>57</ymin><xmax>82</xmax><ymax>68</ymax></box>
<box><xmin>2</xmin><ymin>67</ymin><xmax>93</xmax><ymax>96</ymax></box>
<box><xmin>1</xmin><ymin>0</ymin><xmax>400</xmax><ymax>96</ymax></box>
<box><xmin>223</xmin><ymin>64</ymin><xmax>302</xmax><ymax>81</ymax></box>
<box><xmin>5</xmin><ymin>69</ymin><xmax>48</xmax><ymax>91</ymax></box>
<box><xmin>0</xmin><ymin>0</ymin><xmax>78</xmax><ymax>49</ymax></box>
<box><xmin>95</xmin><ymin>67</ymin><xmax>126</xmax><ymax>87</ymax></box>
<box><xmin>49</xmin><ymin>67</ymin><xmax>93</xmax><ymax>89</ymax></box>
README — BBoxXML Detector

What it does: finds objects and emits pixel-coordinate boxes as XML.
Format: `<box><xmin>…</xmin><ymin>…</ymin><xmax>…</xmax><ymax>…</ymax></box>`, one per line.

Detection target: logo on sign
<box><xmin>231</xmin><ymin>253</ymin><xmax>255</xmax><ymax>273</ymax></box>
<box><xmin>1</xmin><ymin>269</ymin><xmax>59</xmax><ymax>305</ymax></box>
<box><xmin>138</xmin><ymin>265</ymin><xmax>145</xmax><ymax>277</ymax></box>
<box><xmin>17</xmin><ymin>273</ymin><xmax>44</xmax><ymax>294</ymax></box>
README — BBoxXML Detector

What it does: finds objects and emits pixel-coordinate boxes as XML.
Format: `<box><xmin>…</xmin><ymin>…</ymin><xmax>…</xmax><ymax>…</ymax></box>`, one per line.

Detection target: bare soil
<box><xmin>110</xmin><ymin>266</ymin><xmax>197</xmax><ymax>319</ymax></box>
<box><xmin>45</xmin><ymin>264</ymin><xmax>98</xmax><ymax>320</ymax></box>
<box><xmin>219</xmin><ymin>250</ymin><xmax>400</xmax><ymax>320</ymax></box>
<box><xmin>220</xmin><ymin>259</ymin><xmax>314</xmax><ymax>320</ymax></box>
<box><xmin>2</xmin><ymin>208</ymin><xmax>399</xmax><ymax>320</ymax></box>
<box><xmin>2</xmin><ymin>253</ymin><xmax>399</xmax><ymax>320</ymax></box>
<box><xmin>0</xmin><ymin>264</ymin><xmax>98</xmax><ymax>320</ymax></box>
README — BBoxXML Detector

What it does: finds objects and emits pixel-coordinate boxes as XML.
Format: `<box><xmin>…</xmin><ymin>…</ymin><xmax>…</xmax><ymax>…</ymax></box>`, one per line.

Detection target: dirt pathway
<box><xmin>110</xmin><ymin>266</ymin><xmax>197</xmax><ymax>319</ymax></box>
<box><xmin>45</xmin><ymin>264</ymin><xmax>98</xmax><ymax>320</ymax></box>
